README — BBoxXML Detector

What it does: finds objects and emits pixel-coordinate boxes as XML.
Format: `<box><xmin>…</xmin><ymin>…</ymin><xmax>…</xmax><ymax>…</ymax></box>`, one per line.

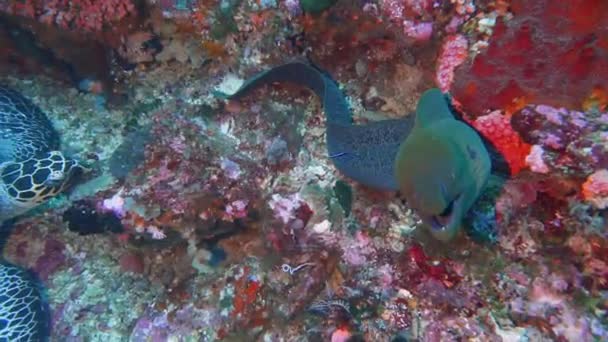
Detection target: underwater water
<box><xmin>1</xmin><ymin>0</ymin><xmax>608</xmax><ymax>341</ymax></box>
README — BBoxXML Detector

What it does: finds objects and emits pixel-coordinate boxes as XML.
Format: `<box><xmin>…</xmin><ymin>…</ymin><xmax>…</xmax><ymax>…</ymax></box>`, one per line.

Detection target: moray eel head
<box><xmin>395</xmin><ymin>89</ymin><xmax>491</xmax><ymax>242</ymax></box>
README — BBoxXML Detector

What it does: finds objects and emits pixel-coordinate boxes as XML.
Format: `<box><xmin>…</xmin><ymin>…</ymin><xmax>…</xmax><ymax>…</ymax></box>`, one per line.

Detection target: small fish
<box><xmin>329</xmin><ymin>152</ymin><xmax>349</xmax><ymax>158</ymax></box>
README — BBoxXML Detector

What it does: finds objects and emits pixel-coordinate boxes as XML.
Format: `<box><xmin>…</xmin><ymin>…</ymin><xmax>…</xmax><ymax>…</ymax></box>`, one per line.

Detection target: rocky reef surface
<box><xmin>1</xmin><ymin>0</ymin><xmax>607</xmax><ymax>340</ymax></box>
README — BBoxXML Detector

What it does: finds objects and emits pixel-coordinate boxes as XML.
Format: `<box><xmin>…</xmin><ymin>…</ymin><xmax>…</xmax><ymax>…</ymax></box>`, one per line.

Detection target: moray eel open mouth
<box><xmin>428</xmin><ymin>193</ymin><xmax>461</xmax><ymax>232</ymax></box>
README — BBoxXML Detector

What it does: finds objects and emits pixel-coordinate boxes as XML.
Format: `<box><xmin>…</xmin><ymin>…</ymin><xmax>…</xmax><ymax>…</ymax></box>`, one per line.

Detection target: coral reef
<box><xmin>1</xmin><ymin>0</ymin><xmax>607</xmax><ymax>340</ymax></box>
<box><xmin>452</xmin><ymin>0</ymin><xmax>608</xmax><ymax>116</ymax></box>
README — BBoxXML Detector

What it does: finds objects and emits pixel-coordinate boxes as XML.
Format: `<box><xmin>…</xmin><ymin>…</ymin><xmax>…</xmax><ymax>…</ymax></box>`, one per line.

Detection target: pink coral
<box><xmin>342</xmin><ymin>231</ymin><xmax>375</xmax><ymax>266</ymax></box>
<box><xmin>330</xmin><ymin>328</ymin><xmax>351</xmax><ymax>342</ymax></box>
<box><xmin>525</xmin><ymin>145</ymin><xmax>550</xmax><ymax>174</ymax></box>
<box><xmin>404</xmin><ymin>0</ymin><xmax>433</xmax><ymax>16</ymax></box>
<box><xmin>380</xmin><ymin>0</ymin><xmax>406</xmax><ymax>22</ymax></box>
<box><xmin>224</xmin><ymin>200</ymin><xmax>249</xmax><ymax>221</ymax></box>
<box><xmin>268</xmin><ymin>193</ymin><xmax>302</xmax><ymax>224</ymax></box>
<box><xmin>402</xmin><ymin>20</ymin><xmax>433</xmax><ymax>41</ymax></box>
<box><xmin>102</xmin><ymin>191</ymin><xmax>126</xmax><ymax>217</ymax></box>
<box><xmin>582</xmin><ymin>169</ymin><xmax>608</xmax><ymax>209</ymax></box>
<box><xmin>436</xmin><ymin>34</ymin><xmax>468</xmax><ymax>91</ymax></box>
<box><xmin>380</xmin><ymin>0</ymin><xmax>434</xmax><ymax>41</ymax></box>
<box><xmin>470</xmin><ymin>110</ymin><xmax>531</xmax><ymax>175</ymax></box>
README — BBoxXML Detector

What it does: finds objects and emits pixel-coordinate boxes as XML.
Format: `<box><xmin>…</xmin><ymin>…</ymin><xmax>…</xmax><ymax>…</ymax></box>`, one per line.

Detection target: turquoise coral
<box><xmin>299</xmin><ymin>0</ymin><xmax>337</xmax><ymax>13</ymax></box>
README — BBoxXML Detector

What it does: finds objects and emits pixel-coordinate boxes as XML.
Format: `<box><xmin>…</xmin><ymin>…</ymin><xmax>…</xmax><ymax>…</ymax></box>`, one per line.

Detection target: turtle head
<box><xmin>1</xmin><ymin>151</ymin><xmax>87</xmax><ymax>211</ymax></box>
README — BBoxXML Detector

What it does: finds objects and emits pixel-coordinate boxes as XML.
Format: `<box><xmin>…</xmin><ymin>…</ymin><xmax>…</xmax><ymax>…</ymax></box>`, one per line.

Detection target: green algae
<box><xmin>333</xmin><ymin>180</ymin><xmax>353</xmax><ymax>217</ymax></box>
<box><xmin>299</xmin><ymin>0</ymin><xmax>338</xmax><ymax>13</ymax></box>
<box><xmin>211</xmin><ymin>0</ymin><xmax>243</xmax><ymax>39</ymax></box>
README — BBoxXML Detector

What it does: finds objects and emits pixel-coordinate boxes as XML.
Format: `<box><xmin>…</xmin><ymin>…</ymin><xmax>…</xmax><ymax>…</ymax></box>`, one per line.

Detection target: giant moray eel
<box><xmin>0</xmin><ymin>84</ymin><xmax>86</xmax><ymax>340</ymax></box>
<box><xmin>218</xmin><ymin>61</ymin><xmax>507</xmax><ymax>242</ymax></box>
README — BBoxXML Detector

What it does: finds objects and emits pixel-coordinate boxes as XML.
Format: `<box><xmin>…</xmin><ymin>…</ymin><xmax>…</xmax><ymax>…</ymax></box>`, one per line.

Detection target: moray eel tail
<box><xmin>217</xmin><ymin>61</ymin><xmax>352</xmax><ymax>125</ymax></box>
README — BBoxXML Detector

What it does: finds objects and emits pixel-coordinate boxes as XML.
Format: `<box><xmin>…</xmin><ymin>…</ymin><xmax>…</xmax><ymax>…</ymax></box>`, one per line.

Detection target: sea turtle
<box><xmin>217</xmin><ymin>61</ymin><xmax>509</xmax><ymax>242</ymax></box>
<box><xmin>0</xmin><ymin>85</ymin><xmax>85</xmax><ymax>223</ymax></box>
<box><xmin>1</xmin><ymin>83</ymin><xmax>86</xmax><ymax>341</ymax></box>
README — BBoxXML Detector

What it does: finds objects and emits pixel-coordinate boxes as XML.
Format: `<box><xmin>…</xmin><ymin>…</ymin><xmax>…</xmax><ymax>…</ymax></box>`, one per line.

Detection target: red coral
<box><xmin>228</xmin><ymin>267</ymin><xmax>270</xmax><ymax>334</ymax></box>
<box><xmin>406</xmin><ymin>244</ymin><xmax>461</xmax><ymax>288</ymax></box>
<box><xmin>232</xmin><ymin>267</ymin><xmax>262</xmax><ymax>318</ymax></box>
<box><xmin>452</xmin><ymin>0</ymin><xmax>608</xmax><ymax>115</ymax></box>
<box><xmin>582</xmin><ymin>169</ymin><xmax>608</xmax><ymax>209</ymax></box>
<box><xmin>470</xmin><ymin>111</ymin><xmax>531</xmax><ymax>175</ymax></box>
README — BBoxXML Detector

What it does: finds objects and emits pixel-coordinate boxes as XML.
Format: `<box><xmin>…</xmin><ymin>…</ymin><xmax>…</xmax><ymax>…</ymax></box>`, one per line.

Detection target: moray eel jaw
<box><xmin>423</xmin><ymin>185</ymin><xmax>471</xmax><ymax>242</ymax></box>
<box><xmin>428</xmin><ymin>192</ymin><xmax>462</xmax><ymax>230</ymax></box>
<box><xmin>395</xmin><ymin>89</ymin><xmax>491</xmax><ymax>242</ymax></box>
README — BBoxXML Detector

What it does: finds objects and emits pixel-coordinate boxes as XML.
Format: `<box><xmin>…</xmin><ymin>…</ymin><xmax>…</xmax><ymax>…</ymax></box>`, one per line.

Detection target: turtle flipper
<box><xmin>0</xmin><ymin>262</ymin><xmax>50</xmax><ymax>341</ymax></box>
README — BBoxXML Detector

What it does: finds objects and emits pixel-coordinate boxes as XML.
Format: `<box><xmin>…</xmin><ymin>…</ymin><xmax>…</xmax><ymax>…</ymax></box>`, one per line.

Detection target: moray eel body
<box><xmin>0</xmin><ymin>85</ymin><xmax>85</xmax><ymax>224</ymax></box>
<box><xmin>217</xmin><ymin>61</ymin><xmax>414</xmax><ymax>190</ymax></box>
<box><xmin>219</xmin><ymin>62</ymin><xmax>497</xmax><ymax>242</ymax></box>
<box><xmin>395</xmin><ymin>89</ymin><xmax>491</xmax><ymax>242</ymax></box>
<box><xmin>0</xmin><ymin>261</ymin><xmax>50</xmax><ymax>341</ymax></box>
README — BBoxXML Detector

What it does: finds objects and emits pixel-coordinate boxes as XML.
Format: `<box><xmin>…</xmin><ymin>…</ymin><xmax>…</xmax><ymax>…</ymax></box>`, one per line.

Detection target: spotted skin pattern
<box><xmin>222</xmin><ymin>63</ymin><xmax>504</xmax><ymax>242</ymax></box>
<box><xmin>0</xmin><ymin>263</ymin><xmax>48</xmax><ymax>342</ymax></box>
